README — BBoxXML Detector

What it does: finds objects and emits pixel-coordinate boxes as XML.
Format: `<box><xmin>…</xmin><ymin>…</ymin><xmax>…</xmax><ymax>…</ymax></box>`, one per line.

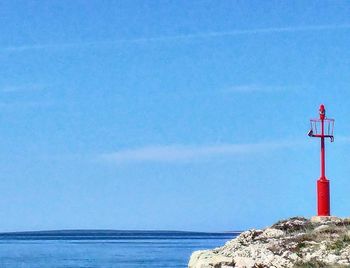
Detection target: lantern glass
<box><xmin>310</xmin><ymin>118</ymin><xmax>334</xmax><ymax>136</ymax></box>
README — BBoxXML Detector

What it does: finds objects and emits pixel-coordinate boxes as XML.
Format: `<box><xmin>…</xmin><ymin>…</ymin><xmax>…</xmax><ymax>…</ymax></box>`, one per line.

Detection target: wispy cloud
<box><xmin>100</xmin><ymin>140</ymin><xmax>303</xmax><ymax>164</ymax></box>
<box><xmin>0</xmin><ymin>101</ymin><xmax>54</xmax><ymax>109</ymax></box>
<box><xmin>0</xmin><ymin>84</ymin><xmax>51</xmax><ymax>109</ymax></box>
<box><xmin>3</xmin><ymin>24</ymin><xmax>350</xmax><ymax>52</ymax></box>
<box><xmin>1</xmin><ymin>84</ymin><xmax>45</xmax><ymax>93</ymax></box>
<box><xmin>223</xmin><ymin>84</ymin><xmax>301</xmax><ymax>93</ymax></box>
<box><xmin>334</xmin><ymin>136</ymin><xmax>350</xmax><ymax>143</ymax></box>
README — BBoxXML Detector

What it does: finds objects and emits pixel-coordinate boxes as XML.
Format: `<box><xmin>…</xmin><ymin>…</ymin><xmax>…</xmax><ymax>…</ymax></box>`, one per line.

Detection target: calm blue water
<box><xmin>0</xmin><ymin>231</ymin><xmax>238</xmax><ymax>267</ymax></box>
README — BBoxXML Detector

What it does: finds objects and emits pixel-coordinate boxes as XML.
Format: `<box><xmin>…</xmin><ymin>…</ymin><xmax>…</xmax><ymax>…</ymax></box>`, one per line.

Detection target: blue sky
<box><xmin>0</xmin><ymin>1</ymin><xmax>350</xmax><ymax>232</ymax></box>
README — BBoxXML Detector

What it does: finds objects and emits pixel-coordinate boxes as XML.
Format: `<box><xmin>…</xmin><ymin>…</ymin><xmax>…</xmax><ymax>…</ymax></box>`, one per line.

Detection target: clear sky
<box><xmin>0</xmin><ymin>1</ymin><xmax>350</xmax><ymax>232</ymax></box>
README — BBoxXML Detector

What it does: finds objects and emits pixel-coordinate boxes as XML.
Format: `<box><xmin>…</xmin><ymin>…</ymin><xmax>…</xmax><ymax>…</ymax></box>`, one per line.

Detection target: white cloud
<box><xmin>0</xmin><ymin>84</ymin><xmax>50</xmax><ymax>109</ymax></box>
<box><xmin>1</xmin><ymin>84</ymin><xmax>45</xmax><ymax>93</ymax></box>
<box><xmin>223</xmin><ymin>84</ymin><xmax>304</xmax><ymax>94</ymax></box>
<box><xmin>3</xmin><ymin>24</ymin><xmax>350</xmax><ymax>52</ymax></box>
<box><xmin>334</xmin><ymin>136</ymin><xmax>350</xmax><ymax>143</ymax></box>
<box><xmin>100</xmin><ymin>140</ymin><xmax>303</xmax><ymax>164</ymax></box>
<box><xmin>0</xmin><ymin>101</ymin><xmax>54</xmax><ymax>109</ymax></box>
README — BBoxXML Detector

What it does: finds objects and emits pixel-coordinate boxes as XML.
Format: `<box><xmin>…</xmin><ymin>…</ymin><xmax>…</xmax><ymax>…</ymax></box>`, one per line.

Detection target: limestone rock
<box><xmin>188</xmin><ymin>250</ymin><xmax>235</xmax><ymax>268</ymax></box>
<box><xmin>260</xmin><ymin>228</ymin><xmax>284</xmax><ymax>238</ymax></box>
<box><xmin>188</xmin><ymin>216</ymin><xmax>350</xmax><ymax>268</ymax></box>
<box><xmin>313</xmin><ymin>224</ymin><xmax>330</xmax><ymax>233</ymax></box>
<box><xmin>310</xmin><ymin>215</ymin><xmax>342</xmax><ymax>224</ymax></box>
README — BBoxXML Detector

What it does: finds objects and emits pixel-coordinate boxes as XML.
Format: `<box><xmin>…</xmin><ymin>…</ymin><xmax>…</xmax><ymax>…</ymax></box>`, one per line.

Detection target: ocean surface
<box><xmin>0</xmin><ymin>230</ymin><xmax>238</xmax><ymax>267</ymax></box>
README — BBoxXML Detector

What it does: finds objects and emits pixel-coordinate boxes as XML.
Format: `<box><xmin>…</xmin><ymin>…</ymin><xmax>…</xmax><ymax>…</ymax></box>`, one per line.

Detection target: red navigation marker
<box><xmin>308</xmin><ymin>104</ymin><xmax>335</xmax><ymax>216</ymax></box>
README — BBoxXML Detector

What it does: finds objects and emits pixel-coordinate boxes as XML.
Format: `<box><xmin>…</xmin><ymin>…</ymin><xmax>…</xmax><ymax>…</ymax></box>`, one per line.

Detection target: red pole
<box><xmin>321</xmin><ymin>115</ymin><xmax>325</xmax><ymax>178</ymax></box>
<box><xmin>317</xmin><ymin>104</ymin><xmax>330</xmax><ymax>216</ymax></box>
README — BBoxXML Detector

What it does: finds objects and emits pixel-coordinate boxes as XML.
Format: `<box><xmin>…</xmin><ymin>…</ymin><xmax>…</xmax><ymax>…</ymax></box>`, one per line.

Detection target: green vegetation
<box><xmin>293</xmin><ymin>260</ymin><xmax>328</xmax><ymax>268</ymax></box>
<box><xmin>272</xmin><ymin>217</ymin><xmax>350</xmax><ymax>259</ymax></box>
<box><xmin>294</xmin><ymin>262</ymin><xmax>350</xmax><ymax>268</ymax></box>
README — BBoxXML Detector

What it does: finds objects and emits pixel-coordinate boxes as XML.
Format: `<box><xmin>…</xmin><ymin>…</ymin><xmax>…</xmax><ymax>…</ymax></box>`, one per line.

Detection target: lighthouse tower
<box><xmin>308</xmin><ymin>104</ymin><xmax>334</xmax><ymax>216</ymax></box>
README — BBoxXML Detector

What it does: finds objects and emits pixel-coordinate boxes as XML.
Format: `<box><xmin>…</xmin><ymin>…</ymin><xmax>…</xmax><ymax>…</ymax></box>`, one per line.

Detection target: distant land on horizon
<box><xmin>0</xmin><ymin>229</ymin><xmax>241</xmax><ymax>240</ymax></box>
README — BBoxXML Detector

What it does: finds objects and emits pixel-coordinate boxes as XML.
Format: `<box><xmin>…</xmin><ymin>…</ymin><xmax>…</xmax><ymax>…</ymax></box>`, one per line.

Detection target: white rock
<box><xmin>234</xmin><ymin>256</ymin><xmax>256</xmax><ymax>268</ymax></box>
<box><xmin>261</xmin><ymin>228</ymin><xmax>284</xmax><ymax>238</ymax></box>
<box><xmin>310</xmin><ymin>216</ymin><xmax>342</xmax><ymax>223</ymax></box>
<box><xmin>324</xmin><ymin>253</ymin><xmax>340</xmax><ymax>263</ymax></box>
<box><xmin>314</xmin><ymin>224</ymin><xmax>330</xmax><ymax>233</ymax></box>
<box><xmin>188</xmin><ymin>250</ymin><xmax>235</xmax><ymax>268</ymax></box>
<box><xmin>188</xmin><ymin>217</ymin><xmax>350</xmax><ymax>268</ymax></box>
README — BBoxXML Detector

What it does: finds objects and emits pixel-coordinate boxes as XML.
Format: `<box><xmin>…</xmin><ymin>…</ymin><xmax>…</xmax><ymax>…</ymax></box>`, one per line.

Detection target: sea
<box><xmin>0</xmin><ymin>230</ymin><xmax>238</xmax><ymax>267</ymax></box>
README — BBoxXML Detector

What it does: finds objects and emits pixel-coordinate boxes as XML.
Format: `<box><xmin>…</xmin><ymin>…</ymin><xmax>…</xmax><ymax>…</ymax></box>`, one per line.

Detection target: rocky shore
<box><xmin>188</xmin><ymin>216</ymin><xmax>350</xmax><ymax>267</ymax></box>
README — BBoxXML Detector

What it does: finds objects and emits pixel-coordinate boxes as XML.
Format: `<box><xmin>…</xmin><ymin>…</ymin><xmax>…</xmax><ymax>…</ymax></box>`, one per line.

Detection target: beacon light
<box><xmin>308</xmin><ymin>104</ymin><xmax>334</xmax><ymax>216</ymax></box>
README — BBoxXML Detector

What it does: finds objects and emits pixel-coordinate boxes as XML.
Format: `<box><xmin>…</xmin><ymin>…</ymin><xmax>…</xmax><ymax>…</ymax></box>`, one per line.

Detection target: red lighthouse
<box><xmin>308</xmin><ymin>104</ymin><xmax>334</xmax><ymax>216</ymax></box>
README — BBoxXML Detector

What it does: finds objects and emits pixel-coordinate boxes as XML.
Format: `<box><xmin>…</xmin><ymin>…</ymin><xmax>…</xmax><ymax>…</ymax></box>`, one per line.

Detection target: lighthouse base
<box><xmin>317</xmin><ymin>178</ymin><xmax>330</xmax><ymax>216</ymax></box>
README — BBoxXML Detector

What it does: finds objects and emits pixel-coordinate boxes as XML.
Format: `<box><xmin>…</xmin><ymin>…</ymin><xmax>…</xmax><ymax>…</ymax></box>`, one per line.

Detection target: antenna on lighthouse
<box><xmin>308</xmin><ymin>104</ymin><xmax>335</xmax><ymax>216</ymax></box>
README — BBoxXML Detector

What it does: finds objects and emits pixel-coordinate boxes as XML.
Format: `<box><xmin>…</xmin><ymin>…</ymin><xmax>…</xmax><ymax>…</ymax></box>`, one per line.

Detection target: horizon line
<box><xmin>0</xmin><ymin>229</ymin><xmax>242</xmax><ymax>235</ymax></box>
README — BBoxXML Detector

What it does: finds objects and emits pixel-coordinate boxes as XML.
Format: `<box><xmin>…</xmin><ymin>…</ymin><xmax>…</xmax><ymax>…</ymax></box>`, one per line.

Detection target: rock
<box><xmin>233</xmin><ymin>257</ymin><xmax>255</xmax><ymax>267</ymax></box>
<box><xmin>271</xmin><ymin>217</ymin><xmax>309</xmax><ymax>232</ymax></box>
<box><xmin>324</xmin><ymin>253</ymin><xmax>340</xmax><ymax>263</ymax></box>
<box><xmin>314</xmin><ymin>224</ymin><xmax>331</xmax><ymax>233</ymax></box>
<box><xmin>188</xmin><ymin>250</ymin><xmax>235</xmax><ymax>268</ymax></box>
<box><xmin>260</xmin><ymin>228</ymin><xmax>284</xmax><ymax>238</ymax></box>
<box><xmin>310</xmin><ymin>215</ymin><xmax>342</xmax><ymax>224</ymax></box>
<box><xmin>188</xmin><ymin>216</ymin><xmax>350</xmax><ymax>268</ymax></box>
